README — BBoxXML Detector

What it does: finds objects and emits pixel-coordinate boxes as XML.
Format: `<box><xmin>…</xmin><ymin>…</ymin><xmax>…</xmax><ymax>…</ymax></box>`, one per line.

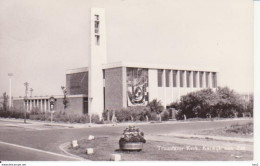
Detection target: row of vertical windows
<box><xmin>94</xmin><ymin>14</ymin><xmax>100</xmax><ymax>45</ymax></box>
<box><xmin>158</xmin><ymin>69</ymin><xmax>163</xmax><ymax>87</ymax></box>
<box><xmin>157</xmin><ymin>70</ymin><xmax>217</xmax><ymax>88</ymax></box>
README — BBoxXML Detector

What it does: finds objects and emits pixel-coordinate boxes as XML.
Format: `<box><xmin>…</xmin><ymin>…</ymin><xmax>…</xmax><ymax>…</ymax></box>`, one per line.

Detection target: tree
<box><xmin>2</xmin><ymin>92</ymin><xmax>8</xmax><ymax>111</ymax></box>
<box><xmin>246</xmin><ymin>95</ymin><xmax>254</xmax><ymax>116</ymax></box>
<box><xmin>147</xmin><ymin>99</ymin><xmax>164</xmax><ymax>115</ymax></box>
<box><xmin>170</xmin><ymin>89</ymin><xmax>218</xmax><ymax>119</ymax></box>
<box><xmin>61</xmin><ymin>86</ymin><xmax>69</xmax><ymax>110</ymax></box>
<box><xmin>214</xmin><ymin>87</ymin><xmax>245</xmax><ymax>118</ymax></box>
<box><xmin>169</xmin><ymin>87</ymin><xmax>250</xmax><ymax>119</ymax></box>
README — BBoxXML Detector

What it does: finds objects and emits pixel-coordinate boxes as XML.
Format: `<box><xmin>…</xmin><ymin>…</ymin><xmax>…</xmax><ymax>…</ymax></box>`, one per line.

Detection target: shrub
<box><xmin>149</xmin><ymin>112</ymin><xmax>158</xmax><ymax>121</ymax></box>
<box><xmin>104</xmin><ymin>106</ymin><xmax>152</xmax><ymax>122</ymax></box>
<box><xmin>226</xmin><ymin>122</ymin><xmax>253</xmax><ymax>135</ymax></box>
<box><xmin>29</xmin><ymin>113</ymin><xmax>47</xmax><ymax>121</ymax></box>
<box><xmin>115</xmin><ymin>109</ymin><xmax>132</xmax><ymax>122</ymax></box>
<box><xmin>90</xmin><ymin>114</ymin><xmax>101</xmax><ymax>123</ymax></box>
<box><xmin>0</xmin><ymin>107</ymin><xmax>26</xmax><ymax>119</ymax></box>
<box><xmin>147</xmin><ymin>99</ymin><xmax>164</xmax><ymax>115</ymax></box>
<box><xmin>160</xmin><ymin>110</ymin><xmax>170</xmax><ymax>121</ymax></box>
<box><xmin>169</xmin><ymin>87</ymin><xmax>252</xmax><ymax>119</ymax></box>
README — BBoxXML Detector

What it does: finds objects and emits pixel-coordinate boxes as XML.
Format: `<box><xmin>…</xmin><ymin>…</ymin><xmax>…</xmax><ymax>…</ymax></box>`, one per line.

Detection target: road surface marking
<box><xmin>0</xmin><ymin>141</ymin><xmax>84</xmax><ymax>160</ymax></box>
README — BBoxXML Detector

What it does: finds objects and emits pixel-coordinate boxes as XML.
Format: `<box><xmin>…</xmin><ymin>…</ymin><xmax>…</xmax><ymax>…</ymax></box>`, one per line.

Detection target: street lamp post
<box><xmin>8</xmin><ymin>73</ymin><xmax>13</xmax><ymax>109</ymax></box>
<box><xmin>24</xmin><ymin>82</ymin><xmax>29</xmax><ymax>123</ymax></box>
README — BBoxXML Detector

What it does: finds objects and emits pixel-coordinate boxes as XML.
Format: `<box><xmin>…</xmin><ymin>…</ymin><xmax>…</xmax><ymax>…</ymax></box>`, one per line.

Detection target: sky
<box><xmin>0</xmin><ymin>0</ymin><xmax>253</xmax><ymax>97</ymax></box>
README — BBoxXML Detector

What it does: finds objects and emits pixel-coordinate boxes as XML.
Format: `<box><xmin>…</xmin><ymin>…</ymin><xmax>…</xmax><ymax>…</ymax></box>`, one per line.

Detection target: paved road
<box><xmin>0</xmin><ymin>141</ymin><xmax>82</xmax><ymax>161</ymax></box>
<box><xmin>0</xmin><ymin>118</ymin><xmax>253</xmax><ymax>161</ymax></box>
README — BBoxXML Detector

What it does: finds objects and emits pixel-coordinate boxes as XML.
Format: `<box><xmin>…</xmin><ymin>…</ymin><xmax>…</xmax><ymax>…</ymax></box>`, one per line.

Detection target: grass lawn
<box><xmin>196</xmin><ymin>122</ymin><xmax>253</xmax><ymax>138</ymax></box>
<box><xmin>67</xmin><ymin>137</ymin><xmax>253</xmax><ymax>161</ymax></box>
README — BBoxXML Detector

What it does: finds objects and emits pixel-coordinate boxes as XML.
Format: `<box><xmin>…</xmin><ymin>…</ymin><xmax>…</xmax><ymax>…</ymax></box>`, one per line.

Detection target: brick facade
<box><xmin>104</xmin><ymin>67</ymin><xmax>125</xmax><ymax>110</ymax></box>
<box><xmin>66</xmin><ymin>72</ymin><xmax>88</xmax><ymax>95</ymax></box>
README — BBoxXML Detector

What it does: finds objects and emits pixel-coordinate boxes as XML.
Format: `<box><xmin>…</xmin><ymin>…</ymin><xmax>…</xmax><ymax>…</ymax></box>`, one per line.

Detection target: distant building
<box><xmin>13</xmin><ymin>8</ymin><xmax>218</xmax><ymax>118</ymax></box>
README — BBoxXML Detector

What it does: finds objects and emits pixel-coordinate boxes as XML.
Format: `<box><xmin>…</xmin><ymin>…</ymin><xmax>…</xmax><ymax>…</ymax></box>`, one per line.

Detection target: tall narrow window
<box><xmin>193</xmin><ymin>71</ymin><xmax>197</xmax><ymax>88</ymax></box>
<box><xmin>180</xmin><ymin>71</ymin><xmax>184</xmax><ymax>87</ymax></box>
<box><xmin>212</xmin><ymin>72</ymin><xmax>217</xmax><ymax>88</ymax></box>
<box><xmin>95</xmin><ymin>15</ymin><xmax>99</xmax><ymax>20</ymax></box>
<box><xmin>186</xmin><ymin>71</ymin><xmax>191</xmax><ymax>87</ymax></box>
<box><xmin>199</xmin><ymin>72</ymin><xmax>203</xmax><ymax>88</ymax></box>
<box><xmin>95</xmin><ymin>21</ymin><xmax>99</xmax><ymax>33</ymax></box>
<box><xmin>158</xmin><ymin>70</ymin><xmax>163</xmax><ymax>87</ymax></box>
<box><xmin>94</xmin><ymin>14</ymin><xmax>100</xmax><ymax>45</ymax></box>
<box><xmin>165</xmin><ymin>70</ymin><xmax>170</xmax><ymax>87</ymax></box>
<box><xmin>172</xmin><ymin>70</ymin><xmax>177</xmax><ymax>87</ymax></box>
<box><xmin>95</xmin><ymin>35</ymin><xmax>100</xmax><ymax>45</ymax></box>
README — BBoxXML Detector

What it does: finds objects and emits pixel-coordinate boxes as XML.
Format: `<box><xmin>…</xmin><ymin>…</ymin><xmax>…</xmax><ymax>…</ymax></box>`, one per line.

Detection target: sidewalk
<box><xmin>159</xmin><ymin>133</ymin><xmax>253</xmax><ymax>143</ymax></box>
<box><xmin>146</xmin><ymin>134</ymin><xmax>253</xmax><ymax>151</ymax></box>
<box><xmin>0</xmin><ymin>117</ymin><xmax>253</xmax><ymax>129</ymax></box>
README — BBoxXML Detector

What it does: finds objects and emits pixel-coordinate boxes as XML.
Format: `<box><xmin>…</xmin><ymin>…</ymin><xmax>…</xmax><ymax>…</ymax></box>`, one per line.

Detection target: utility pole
<box><xmin>8</xmin><ymin>73</ymin><xmax>13</xmax><ymax>109</ymax></box>
<box><xmin>24</xmin><ymin>82</ymin><xmax>29</xmax><ymax>123</ymax></box>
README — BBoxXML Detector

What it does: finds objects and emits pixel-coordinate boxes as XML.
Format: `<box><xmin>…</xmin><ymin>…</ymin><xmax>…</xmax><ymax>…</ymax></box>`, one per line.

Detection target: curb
<box><xmin>59</xmin><ymin>142</ymin><xmax>87</xmax><ymax>161</ymax></box>
<box><xmin>158</xmin><ymin>134</ymin><xmax>253</xmax><ymax>143</ymax></box>
<box><xmin>0</xmin><ymin>117</ymin><xmax>253</xmax><ymax>129</ymax></box>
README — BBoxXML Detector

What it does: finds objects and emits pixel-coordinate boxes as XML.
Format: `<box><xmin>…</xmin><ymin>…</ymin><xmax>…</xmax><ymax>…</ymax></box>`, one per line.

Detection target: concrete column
<box><xmin>33</xmin><ymin>99</ymin><xmax>35</xmax><ymax>108</ymax></box>
<box><xmin>48</xmin><ymin>99</ymin><xmax>50</xmax><ymax>112</ymax></box>
<box><xmin>26</xmin><ymin>101</ymin><xmax>28</xmax><ymax>112</ymax></box>
<box><xmin>169</xmin><ymin>70</ymin><xmax>173</xmax><ymax>102</ymax></box>
<box><xmin>203</xmin><ymin>72</ymin><xmax>206</xmax><ymax>88</ymax></box>
<box><xmin>190</xmin><ymin>71</ymin><xmax>194</xmax><ymax>92</ymax></box>
<box><xmin>169</xmin><ymin>70</ymin><xmax>173</xmax><ymax>87</ymax></box>
<box><xmin>29</xmin><ymin>100</ymin><xmax>31</xmax><ymax>111</ymax></box>
<box><xmin>183</xmin><ymin>71</ymin><xmax>187</xmax><ymax>93</ymax></box>
<box><xmin>196</xmin><ymin>71</ymin><xmax>199</xmax><ymax>90</ymax></box>
<box><xmin>176</xmin><ymin>70</ymin><xmax>180</xmax><ymax>100</ymax></box>
<box><xmin>208</xmin><ymin>72</ymin><xmax>212</xmax><ymax>88</ymax></box>
<box><xmin>162</xmin><ymin>69</ymin><xmax>166</xmax><ymax>108</ymax></box>
<box><xmin>40</xmin><ymin>100</ymin><xmax>43</xmax><ymax>112</ymax></box>
<box><xmin>215</xmin><ymin>72</ymin><xmax>218</xmax><ymax>88</ymax></box>
<box><xmin>44</xmin><ymin>99</ymin><xmax>47</xmax><ymax>113</ymax></box>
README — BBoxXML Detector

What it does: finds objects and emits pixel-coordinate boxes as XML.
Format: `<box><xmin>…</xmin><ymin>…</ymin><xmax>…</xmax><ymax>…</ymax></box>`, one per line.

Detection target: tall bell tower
<box><xmin>88</xmin><ymin>8</ymin><xmax>107</xmax><ymax>118</ymax></box>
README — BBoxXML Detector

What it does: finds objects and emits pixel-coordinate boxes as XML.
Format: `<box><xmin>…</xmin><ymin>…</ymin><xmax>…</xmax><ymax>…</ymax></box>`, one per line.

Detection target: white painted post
<box><xmin>88</xmin><ymin>135</ymin><xmax>95</xmax><ymax>140</ymax></box>
<box><xmin>110</xmin><ymin>154</ymin><xmax>121</xmax><ymax>161</ymax></box>
<box><xmin>71</xmin><ymin>140</ymin><xmax>79</xmax><ymax>148</ymax></box>
<box><xmin>86</xmin><ymin>148</ymin><xmax>94</xmax><ymax>154</ymax></box>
